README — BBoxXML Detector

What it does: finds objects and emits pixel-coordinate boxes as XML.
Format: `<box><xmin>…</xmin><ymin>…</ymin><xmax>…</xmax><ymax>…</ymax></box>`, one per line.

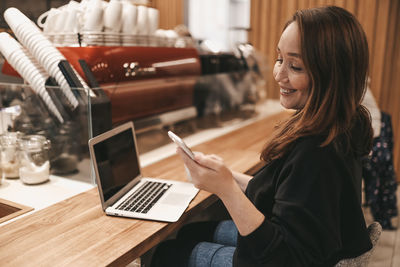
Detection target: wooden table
<box><xmin>0</xmin><ymin>111</ymin><xmax>290</xmax><ymax>266</ymax></box>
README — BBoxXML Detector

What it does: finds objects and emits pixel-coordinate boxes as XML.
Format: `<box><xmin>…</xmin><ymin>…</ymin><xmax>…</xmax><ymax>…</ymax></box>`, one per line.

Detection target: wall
<box><xmin>249</xmin><ymin>0</ymin><xmax>400</xmax><ymax>178</ymax></box>
<box><xmin>151</xmin><ymin>0</ymin><xmax>184</xmax><ymax>30</ymax></box>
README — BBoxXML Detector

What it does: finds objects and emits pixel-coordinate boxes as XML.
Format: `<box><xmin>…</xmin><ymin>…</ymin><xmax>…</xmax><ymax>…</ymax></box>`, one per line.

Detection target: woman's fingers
<box><xmin>177</xmin><ymin>147</ymin><xmax>194</xmax><ymax>166</ymax></box>
<box><xmin>193</xmin><ymin>151</ymin><xmax>204</xmax><ymax>157</ymax></box>
<box><xmin>176</xmin><ymin>148</ymin><xmax>218</xmax><ymax>173</ymax></box>
<box><xmin>209</xmin><ymin>154</ymin><xmax>223</xmax><ymax>161</ymax></box>
<box><xmin>194</xmin><ymin>153</ymin><xmax>224</xmax><ymax>171</ymax></box>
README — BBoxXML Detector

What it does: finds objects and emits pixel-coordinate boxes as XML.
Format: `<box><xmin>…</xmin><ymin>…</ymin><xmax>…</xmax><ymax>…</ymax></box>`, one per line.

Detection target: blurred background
<box><xmin>0</xmin><ymin>0</ymin><xmax>399</xmax><ymax>178</ymax></box>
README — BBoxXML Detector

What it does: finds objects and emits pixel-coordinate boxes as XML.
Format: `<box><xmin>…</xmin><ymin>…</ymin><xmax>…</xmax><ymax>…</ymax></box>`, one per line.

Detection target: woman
<box><xmin>151</xmin><ymin>6</ymin><xmax>373</xmax><ymax>266</ymax></box>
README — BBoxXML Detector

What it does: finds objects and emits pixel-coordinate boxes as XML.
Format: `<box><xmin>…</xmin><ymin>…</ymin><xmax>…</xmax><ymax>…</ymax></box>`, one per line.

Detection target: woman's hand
<box><xmin>176</xmin><ymin>148</ymin><xmax>236</xmax><ymax>198</ymax></box>
<box><xmin>177</xmin><ymin>147</ymin><xmax>265</xmax><ymax>236</ymax></box>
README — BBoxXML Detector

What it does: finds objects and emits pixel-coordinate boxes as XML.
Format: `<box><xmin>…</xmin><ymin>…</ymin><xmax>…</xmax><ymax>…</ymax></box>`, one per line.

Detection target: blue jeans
<box><xmin>188</xmin><ymin>220</ymin><xmax>237</xmax><ymax>267</ymax></box>
<box><xmin>150</xmin><ymin>220</ymin><xmax>237</xmax><ymax>267</ymax></box>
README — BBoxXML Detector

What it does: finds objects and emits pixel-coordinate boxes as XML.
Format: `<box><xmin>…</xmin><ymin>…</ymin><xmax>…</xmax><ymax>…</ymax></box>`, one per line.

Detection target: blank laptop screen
<box><xmin>93</xmin><ymin>128</ymin><xmax>140</xmax><ymax>202</ymax></box>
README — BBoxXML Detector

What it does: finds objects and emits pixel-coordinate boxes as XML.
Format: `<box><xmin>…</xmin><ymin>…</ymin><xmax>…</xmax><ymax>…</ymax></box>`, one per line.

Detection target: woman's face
<box><xmin>273</xmin><ymin>22</ymin><xmax>311</xmax><ymax>110</ymax></box>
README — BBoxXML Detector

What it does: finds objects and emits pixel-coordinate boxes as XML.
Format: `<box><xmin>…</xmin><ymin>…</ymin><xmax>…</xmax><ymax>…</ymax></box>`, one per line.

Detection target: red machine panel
<box><xmin>57</xmin><ymin>46</ymin><xmax>201</xmax><ymax>83</ymax></box>
<box><xmin>2</xmin><ymin>46</ymin><xmax>201</xmax><ymax>124</ymax></box>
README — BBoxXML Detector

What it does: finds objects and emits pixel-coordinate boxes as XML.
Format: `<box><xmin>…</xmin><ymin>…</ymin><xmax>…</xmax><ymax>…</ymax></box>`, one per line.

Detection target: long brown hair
<box><xmin>261</xmin><ymin>6</ymin><xmax>373</xmax><ymax>162</ymax></box>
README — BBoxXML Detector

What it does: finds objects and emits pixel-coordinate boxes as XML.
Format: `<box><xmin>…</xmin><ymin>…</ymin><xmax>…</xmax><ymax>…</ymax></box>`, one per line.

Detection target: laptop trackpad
<box><xmin>162</xmin><ymin>193</ymin><xmax>193</xmax><ymax>206</ymax></box>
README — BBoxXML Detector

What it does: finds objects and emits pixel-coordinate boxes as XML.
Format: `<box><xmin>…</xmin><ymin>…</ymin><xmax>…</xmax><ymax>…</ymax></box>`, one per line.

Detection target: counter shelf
<box><xmin>0</xmin><ymin>82</ymin><xmax>96</xmax><ymax>224</ymax></box>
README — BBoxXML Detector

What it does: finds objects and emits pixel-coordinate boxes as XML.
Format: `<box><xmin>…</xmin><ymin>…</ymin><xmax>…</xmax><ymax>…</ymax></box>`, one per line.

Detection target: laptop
<box><xmin>88</xmin><ymin>121</ymin><xmax>199</xmax><ymax>222</ymax></box>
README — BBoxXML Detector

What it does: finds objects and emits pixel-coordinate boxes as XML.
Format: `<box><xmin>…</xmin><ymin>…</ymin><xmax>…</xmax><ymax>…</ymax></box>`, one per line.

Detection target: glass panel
<box><xmin>45</xmin><ymin>32</ymin><xmax>195</xmax><ymax>48</ymax></box>
<box><xmin>0</xmin><ymin>82</ymin><xmax>94</xmax><ymax>185</ymax></box>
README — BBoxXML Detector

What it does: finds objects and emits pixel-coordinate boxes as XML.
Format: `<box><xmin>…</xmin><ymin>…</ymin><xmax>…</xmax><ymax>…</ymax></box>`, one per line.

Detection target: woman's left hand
<box><xmin>177</xmin><ymin>148</ymin><xmax>265</xmax><ymax>236</ymax></box>
<box><xmin>176</xmin><ymin>148</ymin><xmax>236</xmax><ymax>198</ymax></box>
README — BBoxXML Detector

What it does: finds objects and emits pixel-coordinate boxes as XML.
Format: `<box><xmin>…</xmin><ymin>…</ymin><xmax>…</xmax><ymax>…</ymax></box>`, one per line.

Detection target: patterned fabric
<box><xmin>335</xmin><ymin>222</ymin><xmax>382</xmax><ymax>267</ymax></box>
<box><xmin>362</xmin><ymin>112</ymin><xmax>398</xmax><ymax>230</ymax></box>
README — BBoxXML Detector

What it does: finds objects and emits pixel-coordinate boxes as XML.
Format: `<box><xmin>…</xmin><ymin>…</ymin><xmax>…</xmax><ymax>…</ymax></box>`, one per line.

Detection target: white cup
<box><xmin>0</xmin><ymin>32</ymin><xmax>63</xmax><ymax>122</ymax></box>
<box><xmin>29</xmin><ymin>75</ymin><xmax>47</xmax><ymax>89</ymax></box>
<box><xmin>121</xmin><ymin>2</ymin><xmax>138</xmax><ymax>34</ymax></box>
<box><xmin>43</xmin><ymin>59</ymin><xmax>62</xmax><ymax>75</ymax></box>
<box><xmin>54</xmin><ymin>8</ymin><xmax>69</xmax><ymax>32</ymax></box>
<box><xmin>53</xmin><ymin>8</ymin><xmax>71</xmax><ymax>44</ymax></box>
<box><xmin>32</xmin><ymin>44</ymin><xmax>59</xmax><ymax>62</ymax></box>
<box><xmin>136</xmin><ymin>5</ymin><xmax>148</xmax><ymax>35</ymax></box>
<box><xmin>16</xmin><ymin>26</ymin><xmax>53</xmax><ymax>50</ymax></box>
<box><xmin>33</xmin><ymin>44</ymin><xmax>57</xmax><ymax>58</ymax></box>
<box><xmin>4</xmin><ymin>8</ymin><xmax>82</xmax><ymax>109</ymax></box>
<box><xmin>147</xmin><ymin>7</ymin><xmax>159</xmax><ymax>35</ymax></box>
<box><xmin>154</xmin><ymin>29</ymin><xmax>166</xmax><ymax>37</ymax></box>
<box><xmin>30</xmin><ymin>37</ymin><xmax>54</xmax><ymax>52</ymax></box>
<box><xmin>83</xmin><ymin>0</ymin><xmax>104</xmax><ymax>32</ymax></box>
<box><xmin>37</xmin><ymin>0</ymin><xmax>81</xmax><ymax>32</ymax></box>
<box><xmin>42</xmin><ymin>52</ymin><xmax>63</xmax><ymax>67</ymax></box>
<box><xmin>103</xmin><ymin>0</ymin><xmax>122</xmax><ymax>32</ymax></box>
<box><xmin>64</xmin><ymin>9</ymin><xmax>79</xmax><ymax>32</ymax></box>
<box><xmin>37</xmin><ymin>8</ymin><xmax>61</xmax><ymax>33</ymax></box>
<box><xmin>164</xmin><ymin>30</ymin><xmax>179</xmax><ymax>47</ymax></box>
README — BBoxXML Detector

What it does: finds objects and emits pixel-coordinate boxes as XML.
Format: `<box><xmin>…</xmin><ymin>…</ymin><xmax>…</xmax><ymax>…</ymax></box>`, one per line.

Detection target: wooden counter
<box><xmin>0</xmin><ymin>111</ymin><xmax>291</xmax><ymax>267</ymax></box>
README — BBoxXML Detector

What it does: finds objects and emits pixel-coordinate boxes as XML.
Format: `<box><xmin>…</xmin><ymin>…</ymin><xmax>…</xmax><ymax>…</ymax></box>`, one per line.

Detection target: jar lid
<box><xmin>19</xmin><ymin>135</ymin><xmax>51</xmax><ymax>150</ymax></box>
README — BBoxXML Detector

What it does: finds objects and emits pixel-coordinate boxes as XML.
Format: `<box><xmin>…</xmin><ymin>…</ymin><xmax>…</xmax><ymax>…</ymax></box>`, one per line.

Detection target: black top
<box><xmin>233</xmin><ymin>135</ymin><xmax>372</xmax><ymax>266</ymax></box>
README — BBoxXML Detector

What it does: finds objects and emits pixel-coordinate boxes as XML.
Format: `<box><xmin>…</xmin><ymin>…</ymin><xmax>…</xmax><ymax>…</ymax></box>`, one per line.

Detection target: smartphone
<box><xmin>167</xmin><ymin>131</ymin><xmax>195</xmax><ymax>160</ymax></box>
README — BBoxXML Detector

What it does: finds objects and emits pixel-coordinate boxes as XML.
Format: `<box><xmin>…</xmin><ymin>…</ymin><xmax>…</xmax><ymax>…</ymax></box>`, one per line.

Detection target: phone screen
<box><xmin>167</xmin><ymin>131</ymin><xmax>195</xmax><ymax>160</ymax></box>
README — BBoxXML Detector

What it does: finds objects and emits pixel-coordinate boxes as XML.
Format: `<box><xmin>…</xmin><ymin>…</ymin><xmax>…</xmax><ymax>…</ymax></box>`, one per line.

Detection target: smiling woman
<box><xmin>262</xmin><ymin>6</ymin><xmax>372</xmax><ymax>163</ymax></box>
<box><xmin>273</xmin><ymin>22</ymin><xmax>310</xmax><ymax>110</ymax></box>
<box><xmin>151</xmin><ymin>6</ymin><xmax>374</xmax><ymax>267</ymax></box>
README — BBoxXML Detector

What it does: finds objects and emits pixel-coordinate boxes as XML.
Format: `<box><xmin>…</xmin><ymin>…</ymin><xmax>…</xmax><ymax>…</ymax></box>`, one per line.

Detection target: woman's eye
<box><xmin>276</xmin><ymin>58</ymin><xmax>283</xmax><ymax>64</ymax></box>
<box><xmin>290</xmin><ymin>64</ymin><xmax>302</xmax><ymax>71</ymax></box>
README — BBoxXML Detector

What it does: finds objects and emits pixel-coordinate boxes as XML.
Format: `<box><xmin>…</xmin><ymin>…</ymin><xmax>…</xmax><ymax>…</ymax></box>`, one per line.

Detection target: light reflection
<box><xmin>152</xmin><ymin>58</ymin><xmax>198</xmax><ymax>68</ymax></box>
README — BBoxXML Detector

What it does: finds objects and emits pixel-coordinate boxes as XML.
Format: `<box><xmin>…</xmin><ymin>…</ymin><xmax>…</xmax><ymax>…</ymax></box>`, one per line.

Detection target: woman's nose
<box><xmin>274</xmin><ymin>65</ymin><xmax>289</xmax><ymax>83</ymax></box>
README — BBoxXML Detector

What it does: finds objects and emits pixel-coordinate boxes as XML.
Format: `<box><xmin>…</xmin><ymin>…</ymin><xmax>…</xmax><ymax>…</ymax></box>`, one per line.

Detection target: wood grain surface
<box><xmin>0</xmin><ymin>111</ymin><xmax>291</xmax><ymax>267</ymax></box>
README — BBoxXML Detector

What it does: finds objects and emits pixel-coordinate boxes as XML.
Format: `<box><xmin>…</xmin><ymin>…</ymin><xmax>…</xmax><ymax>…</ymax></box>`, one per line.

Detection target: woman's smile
<box><xmin>279</xmin><ymin>86</ymin><xmax>297</xmax><ymax>95</ymax></box>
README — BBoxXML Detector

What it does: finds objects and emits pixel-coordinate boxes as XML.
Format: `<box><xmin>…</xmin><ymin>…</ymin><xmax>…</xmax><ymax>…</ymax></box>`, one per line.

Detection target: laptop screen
<box><xmin>93</xmin><ymin>127</ymin><xmax>140</xmax><ymax>202</ymax></box>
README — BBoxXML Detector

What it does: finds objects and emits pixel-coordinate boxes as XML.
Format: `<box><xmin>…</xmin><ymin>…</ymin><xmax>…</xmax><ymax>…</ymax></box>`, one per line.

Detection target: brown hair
<box><xmin>261</xmin><ymin>6</ymin><xmax>373</xmax><ymax>162</ymax></box>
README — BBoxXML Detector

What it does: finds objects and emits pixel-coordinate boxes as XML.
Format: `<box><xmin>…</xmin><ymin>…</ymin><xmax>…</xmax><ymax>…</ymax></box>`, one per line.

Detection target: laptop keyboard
<box><xmin>116</xmin><ymin>181</ymin><xmax>172</xmax><ymax>214</ymax></box>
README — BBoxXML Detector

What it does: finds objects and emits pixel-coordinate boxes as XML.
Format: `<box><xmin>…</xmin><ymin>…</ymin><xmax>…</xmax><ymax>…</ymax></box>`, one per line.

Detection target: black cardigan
<box><xmin>233</xmin><ymin>135</ymin><xmax>372</xmax><ymax>266</ymax></box>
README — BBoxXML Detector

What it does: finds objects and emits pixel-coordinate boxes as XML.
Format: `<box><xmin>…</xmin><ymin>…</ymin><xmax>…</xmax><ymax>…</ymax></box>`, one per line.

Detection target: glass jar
<box><xmin>18</xmin><ymin>135</ymin><xmax>51</xmax><ymax>184</ymax></box>
<box><xmin>50</xmin><ymin>121</ymin><xmax>80</xmax><ymax>175</ymax></box>
<box><xmin>0</xmin><ymin>132</ymin><xmax>23</xmax><ymax>179</ymax></box>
